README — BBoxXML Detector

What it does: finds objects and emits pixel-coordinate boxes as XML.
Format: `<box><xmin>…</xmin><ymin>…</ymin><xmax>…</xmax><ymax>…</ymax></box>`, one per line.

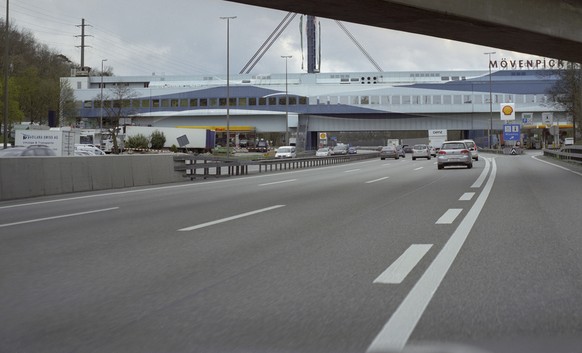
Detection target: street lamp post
<box><xmin>100</xmin><ymin>58</ymin><xmax>107</xmax><ymax>131</ymax></box>
<box><xmin>281</xmin><ymin>55</ymin><xmax>292</xmax><ymax>145</ymax></box>
<box><xmin>220</xmin><ymin>16</ymin><xmax>236</xmax><ymax>158</ymax></box>
<box><xmin>484</xmin><ymin>52</ymin><xmax>495</xmax><ymax>149</ymax></box>
<box><xmin>3</xmin><ymin>0</ymin><xmax>10</xmax><ymax>149</ymax></box>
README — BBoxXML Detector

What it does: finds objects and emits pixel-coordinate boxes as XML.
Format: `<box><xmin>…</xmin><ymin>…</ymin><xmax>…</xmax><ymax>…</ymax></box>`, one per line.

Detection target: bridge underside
<box><xmin>227</xmin><ymin>0</ymin><xmax>582</xmax><ymax>64</ymax></box>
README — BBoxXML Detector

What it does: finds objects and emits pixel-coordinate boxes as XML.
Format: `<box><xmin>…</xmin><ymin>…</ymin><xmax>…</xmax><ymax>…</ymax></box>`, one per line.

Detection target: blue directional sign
<box><xmin>503</xmin><ymin>124</ymin><xmax>521</xmax><ymax>141</ymax></box>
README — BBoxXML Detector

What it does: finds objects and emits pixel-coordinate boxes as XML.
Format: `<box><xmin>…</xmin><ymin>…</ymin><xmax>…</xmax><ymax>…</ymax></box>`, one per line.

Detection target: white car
<box><xmin>275</xmin><ymin>146</ymin><xmax>296</xmax><ymax>158</ymax></box>
<box><xmin>412</xmin><ymin>144</ymin><xmax>431</xmax><ymax>160</ymax></box>
<box><xmin>462</xmin><ymin>139</ymin><xmax>479</xmax><ymax>161</ymax></box>
<box><xmin>315</xmin><ymin>147</ymin><xmax>332</xmax><ymax>157</ymax></box>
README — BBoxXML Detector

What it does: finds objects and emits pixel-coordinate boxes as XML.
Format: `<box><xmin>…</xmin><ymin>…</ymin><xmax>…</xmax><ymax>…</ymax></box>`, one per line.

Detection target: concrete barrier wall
<box><xmin>0</xmin><ymin>155</ymin><xmax>184</xmax><ymax>201</ymax></box>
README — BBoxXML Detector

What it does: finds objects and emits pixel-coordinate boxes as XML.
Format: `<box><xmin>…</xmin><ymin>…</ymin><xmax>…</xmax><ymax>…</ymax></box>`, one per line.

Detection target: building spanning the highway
<box><xmin>64</xmin><ymin>69</ymin><xmax>570</xmax><ymax>150</ymax></box>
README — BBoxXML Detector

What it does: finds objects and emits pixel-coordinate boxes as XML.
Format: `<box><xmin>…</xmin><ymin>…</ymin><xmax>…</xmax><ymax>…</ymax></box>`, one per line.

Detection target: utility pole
<box><xmin>3</xmin><ymin>0</ymin><xmax>9</xmax><ymax>149</ymax></box>
<box><xmin>281</xmin><ymin>55</ymin><xmax>292</xmax><ymax>145</ymax></box>
<box><xmin>484</xmin><ymin>52</ymin><xmax>496</xmax><ymax>149</ymax></box>
<box><xmin>76</xmin><ymin>18</ymin><xmax>92</xmax><ymax>69</ymax></box>
<box><xmin>220</xmin><ymin>16</ymin><xmax>236</xmax><ymax>158</ymax></box>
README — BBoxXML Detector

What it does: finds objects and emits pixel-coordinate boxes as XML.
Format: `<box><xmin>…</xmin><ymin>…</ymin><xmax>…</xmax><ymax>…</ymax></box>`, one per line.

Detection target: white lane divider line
<box><xmin>373</xmin><ymin>244</ymin><xmax>433</xmax><ymax>284</ymax></box>
<box><xmin>0</xmin><ymin>207</ymin><xmax>120</xmax><ymax>228</ymax></box>
<box><xmin>344</xmin><ymin>169</ymin><xmax>361</xmax><ymax>173</ymax></box>
<box><xmin>459</xmin><ymin>192</ymin><xmax>475</xmax><ymax>201</ymax></box>
<box><xmin>366</xmin><ymin>159</ymin><xmax>497</xmax><ymax>353</ymax></box>
<box><xmin>258</xmin><ymin>179</ymin><xmax>296</xmax><ymax>186</ymax></box>
<box><xmin>471</xmin><ymin>157</ymin><xmax>490</xmax><ymax>188</ymax></box>
<box><xmin>532</xmin><ymin>155</ymin><xmax>582</xmax><ymax>176</ymax></box>
<box><xmin>413</xmin><ymin>167</ymin><xmax>423</xmax><ymax>171</ymax></box>
<box><xmin>435</xmin><ymin>208</ymin><xmax>463</xmax><ymax>224</ymax></box>
<box><xmin>366</xmin><ymin>177</ymin><xmax>389</xmax><ymax>184</ymax></box>
<box><xmin>178</xmin><ymin>205</ymin><xmax>286</xmax><ymax>232</ymax></box>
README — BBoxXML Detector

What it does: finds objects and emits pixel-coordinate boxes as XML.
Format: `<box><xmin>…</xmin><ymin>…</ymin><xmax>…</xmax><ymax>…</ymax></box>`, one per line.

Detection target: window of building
<box><xmin>463</xmin><ymin>95</ymin><xmax>472</xmax><ymax>104</ymax></box>
<box><xmin>171</xmin><ymin>99</ymin><xmax>179</xmax><ymax>107</ymax></box>
<box><xmin>412</xmin><ymin>95</ymin><xmax>420</xmax><ymax>104</ymax></box>
<box><xmin>423</xmin><ymin>96</ymin><xmax>431</xmax><ymax>104</ymax></box>
<box><xmin>248</xmin><ymin>97</ymin><xmax>257</xmax><ymax>106</ymax></box>
<box><xmin>219</xmin><ymin>98</ymin><xmax>226</xmax><ymax>106</ymax></box>
<box><xmin>383</xmin><ymin>96</ymin><xmax>390</xmax><ymax>104</ymax></box>
<box><xmin>360</xmin><ymin>96</ymin><xmax>369</xmax><ymax>104</ymax></box>
<box><xmin>402</xmin><ymin>96</ymin><xmax>411</xmax><ymax>104</ymax></box>
<box><xmin>474</xmin><ymin>95</ymin><xmax>483</xmax><ymax>104</ymax></box>
<box><xmin>190</xmin><ymin>98</ymin><xmax>198</xmax><ymax>107</ymax></box>
<box><xmin>180</xmin><ymin>99</ymin><xmax>188</xmax><ymax>107</ymax></box>
<box><xmin>278</xmin><ymin>97</ymin><xmax>287</xmax><ymax>105</ymax></box>
<box><xmin>453</xmin><ymin>95</ymin><xmax>462</xmax><ymax>104</ymax></box>
<box><xmin>199</xmin><ymin>98</ymin><xmax>208</xmax><ymax>107</ymax></box>
<box><xmin>209</xmin><ymin>98</ymin><xmax>218</xmax><ymax>107</ymax></box>
<box><xmin>515</xmin><ymin>95</ymin><xmax>525</xmax><ymax>104</ymax></box>
<box><xmin>83</xmin><ymin>101</ymin><xmax>92</xmax><ymax>108</ymax></box>
<box><xmin>370</xmin><ymin>96</ymin><xmax>379</xmax><ymax>105</ymax></box>
<box><xmin>77</xmin><ymin>82</ymin><xmax>82</xmax><ymax>89</ymax></box>
<box><xmin>141</xmin><ymin>99</ymin><xmax>149</xmax><ymax>108</ymax></box>
<box><xmin>433</xmin><ymin>95</ymin><xmax>442</xmax><ymax>104</ymax></box>
<box><xmin>443</xmin><ymin>96</ymin><xmax>452</xmax><ymax>104</ymax></box>
<box><xmin>289</xmin><ymin>96</ymin><xmax>297</xmax><ymax>105</ymax></box>
<box><xmin>298</xmin><ymin>96</ymin><xmax>307</xmax><ymax>105</ymax></box>
<box><xmin>268</xmin><ymin>97</ymin><xmax>277</xmax><ymax>105</ymax></box>
<box><xmin>392</xmin><ymin>95</ymin><xmax>401</xmax><ymax>104</ymax></box>
<box><xmin>239</xmin><ymin>97</ymin><xmax>247</xmax><ymax>106</ymax></box>
<box><xmin>351</xmin><ymin>96</ymin><xmax>359</xmax><ymax>105</ymax></box>
<box><xmin>229</xmin><ymin>98</ymin><xmax>236</xmax><ymax>106</ymax></box>
<box><xmin>259</xmin><ymin>97</ymin><xmax>267</xmax><ymax>106</ymax></box>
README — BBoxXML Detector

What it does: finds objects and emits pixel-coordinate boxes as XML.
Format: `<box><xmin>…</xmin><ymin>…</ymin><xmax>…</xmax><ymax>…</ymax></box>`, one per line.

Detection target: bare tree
<box><xmin>98</xmin><ymin>84</ymin><xmax>136</xmax><ymax>153</ymax></box>
<box><xmin>549</xmin><ymin>62</ymin><xmax>582</xmax><ymax>143</ymax></box>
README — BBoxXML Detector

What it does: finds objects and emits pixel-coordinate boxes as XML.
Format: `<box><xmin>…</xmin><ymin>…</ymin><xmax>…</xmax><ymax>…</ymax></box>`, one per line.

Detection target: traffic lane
<box><xmin>9</xmin><ymin>162</ymin><xmax>486</xmax><ymax>353</ymax></box>
<box><xmin>0</xmin><ymin>158</ymin><xmax>490</xmax><ymax>350</ymax></box>
<box><xmin>409</xmin><ymin>153</ymin><xmax>582</xmax><ymax>350</ymax></box>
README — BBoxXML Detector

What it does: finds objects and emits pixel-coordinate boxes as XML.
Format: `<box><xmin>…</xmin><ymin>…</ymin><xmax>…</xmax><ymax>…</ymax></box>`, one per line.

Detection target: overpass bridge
<box><xmin>227</xmin><ymin>0</ymin><xmax>582</xmax><ymax>64</ymax></box>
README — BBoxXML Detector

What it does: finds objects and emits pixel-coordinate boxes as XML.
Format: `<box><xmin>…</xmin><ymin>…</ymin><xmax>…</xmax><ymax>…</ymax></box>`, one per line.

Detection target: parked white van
<box><xmin>75</xmin><ymin>144</ymin><xmax>106</xmax><ymax>156</ymax></box>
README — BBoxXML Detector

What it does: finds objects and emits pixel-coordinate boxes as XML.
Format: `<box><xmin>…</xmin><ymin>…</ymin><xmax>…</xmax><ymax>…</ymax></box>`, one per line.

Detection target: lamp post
<box><xmin>220</xmin><ymin>16</ymin><xmax>236</xmax><ymax>158</ymax></box>
<box><xmin>281</xmin><ymin>55</ymin><xmax>292</xmax><ymax>145</ymax></box>
<box><xmin>484</xmin><ymin>52</ymin><xmax>495</xmax><ymax>149</ymax></box>
<box><xmin>100</xmin><ymin>58</ymin><xmax>107</xmax><ymax>131</ymax></box>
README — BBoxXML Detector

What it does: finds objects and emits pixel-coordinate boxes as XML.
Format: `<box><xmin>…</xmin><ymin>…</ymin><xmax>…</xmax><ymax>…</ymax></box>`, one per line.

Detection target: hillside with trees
<box><xmin>0</xmin><ymin>20</ymin><xmax>79</xmax><ymax>143</ymax></box>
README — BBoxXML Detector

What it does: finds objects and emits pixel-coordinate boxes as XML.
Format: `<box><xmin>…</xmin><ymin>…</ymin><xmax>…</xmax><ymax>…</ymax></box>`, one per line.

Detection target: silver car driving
<box><xmin>437</xmin><ymin>140</ymin><xmax>473</xmax><ymax>169</ymax></box>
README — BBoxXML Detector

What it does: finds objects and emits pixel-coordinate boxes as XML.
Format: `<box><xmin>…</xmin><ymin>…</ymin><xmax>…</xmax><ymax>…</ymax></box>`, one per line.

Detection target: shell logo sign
<box><xmin>319</xmin><ymin>132</ymin><xmax>327</xmax><ymax>140</ymax></box>
<box><xmin>500</xmin><ymin>103</ymin><xmax>515</xmax><ymax>120</ymax></box>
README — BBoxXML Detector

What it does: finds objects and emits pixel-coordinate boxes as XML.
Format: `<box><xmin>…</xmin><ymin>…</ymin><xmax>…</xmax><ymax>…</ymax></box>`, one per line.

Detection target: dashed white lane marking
<box><xmin>459</xmin><ymin>192</ymin><xmax>475</xmax><ymax>201</ymax></box>
<box><xmin>435</xmin><ymin>208</ymin><xmax>463</xmax><ymax>224</ymax></box>
<box><xmin>258</xmin><ymin>179</ymin><xmax>296</xmax><ymax>186</ymax></box>
<box><xmin>178</xmin><ymin>205</ymin><xmax>285</xmax><ymax>231</ymax></box>
<box><xmin>0</xmin><ymin>207</ymin><xmax>119</xmax><ymax>228</ymax></box>
<box><xmin>366</xmin><ymin>177</ymin><xmax>390</xmax><ymax>184</ymax></box>
<box><xmin>366</xmin><ymin>159</ymin><xmax>497</xmax><ymax>353</ymax></box>
<box><xmin>413</xmin><ymin>167</ymin><xmax>423</xmax><ymax>171</ymax></box>
<box><xmin>344</xmin><ymin>169</ymin><xmax>361</xmax><ymax>173</ymax></box>
<box><xmin>373</xmin><ymin>244</ymin><xmax>433</xmax><ymax>284</ymax></box>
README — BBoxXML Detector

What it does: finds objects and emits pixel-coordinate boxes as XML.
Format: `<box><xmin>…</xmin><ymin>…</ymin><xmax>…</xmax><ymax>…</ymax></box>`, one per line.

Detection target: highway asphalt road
<box><xmin>1</xmin><ymin>151</ymin><xmax>582</xmax><ymax>353</ymax></box>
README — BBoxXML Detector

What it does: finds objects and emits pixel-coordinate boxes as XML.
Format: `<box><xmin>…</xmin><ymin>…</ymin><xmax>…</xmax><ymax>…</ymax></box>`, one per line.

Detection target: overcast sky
<box><xmin>5</xmin><ymin>0</ymin><xmax>545</xmax><ymax>76</ymax></box>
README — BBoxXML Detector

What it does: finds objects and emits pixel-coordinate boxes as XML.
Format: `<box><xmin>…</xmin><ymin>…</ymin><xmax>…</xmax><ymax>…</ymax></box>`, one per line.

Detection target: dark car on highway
<box><xmin>380</xmin><ymin>145</ymin><xmax>404</xmax><ymax>160</ymax></box>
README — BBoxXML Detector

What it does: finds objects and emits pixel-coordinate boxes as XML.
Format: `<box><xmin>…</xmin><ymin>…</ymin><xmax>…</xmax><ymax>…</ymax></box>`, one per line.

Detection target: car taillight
<box><xmin>438</xmin><ymin>150</ymin><xmax>447</xmax><ymax>155</ymax></box>
<box><xmin>461</xmin><ymin>149</ymin><xmax>470</xmax><ymax>154</ymax></box>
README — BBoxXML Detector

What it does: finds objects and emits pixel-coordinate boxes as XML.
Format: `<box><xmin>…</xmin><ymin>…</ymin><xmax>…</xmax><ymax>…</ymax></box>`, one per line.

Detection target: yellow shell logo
<box><xmin>502</xmin><ymin>105</ymin><xmax>514</xmax><ymax>115</ymax></box>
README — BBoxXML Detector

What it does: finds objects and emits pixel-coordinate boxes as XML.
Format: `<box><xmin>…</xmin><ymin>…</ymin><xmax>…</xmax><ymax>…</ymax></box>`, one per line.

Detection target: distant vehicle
<box><xmin>564</xmin><ymin>137</ymin><xmax>574</xmax><ymax>146</ymax></box>
<box><xmin>348</xmin><ymin>146</ymin><xmax>357</xmax><ymax>154</ymax></box>
<box><xmin>437</xmin><ymin>140</ymin><xmax>473</xmax><ymax>169</ymax></box>
<box><xmin>429</xmin><ymin>145</ymin><xmax>437</xmax><ymax>157</ymax></box>
<box><xmin>380</xmin><ymin>145</ymin><xmax>401</xmax><ymax>160</ymax></box>
<box><xmin>412</xmin><ymin>144</ymin><xmax>431</xmax><ymax>160</ymax></box>
<box><xmin>462</xmin><ymin>139</ymin><xmax>479</xmax><ymax>161</ymax></box>
<box><xmin>331</xmin><ymin>144</ymin><xmax>348</xmax><ymax>155</ymax></box>
<box><xmin>253</xmin><ymin>140</ymin><xmax>270</xmax><ymax>153</ymax></box>
<box><xmin>0</xmin><ymin>145</ymin><xmax>57</xmax><ymax>157</ymax></box>
<box><xmin>275</xmin><ymin>146</ymin><xmax>296</xmax><ymax>158</ymax></box>
<box><xmin>315</xmin><ymin>147</ymin><xmax>332</xmax><ymax>157</ymax></box>
<box><xmin>75</xmin><ymin>144</ymin><xmax>106</xmax><ymax>156</ymax></box>
<box><xmin>402</xmin><ymin>145</ymin><xmax>413</xmax><ymax>153</ymax></box>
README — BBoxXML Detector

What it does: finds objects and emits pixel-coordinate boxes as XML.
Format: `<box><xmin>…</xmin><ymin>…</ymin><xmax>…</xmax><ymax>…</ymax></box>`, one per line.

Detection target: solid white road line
<box><xmin>413</xmin><ymin>167</ymin><xmax>423</xmax><ymax>171</ymax></box>
<box><xmin>178</xmin><ymin>205</ymin><xmax>286</xmax><ymax>231</ymax></box>
<box><xmin>0</xmin><ymin>207</ymin><xmax>120</xmax><ymax>228</ymax></box>
<box><xmin>471</xmin><ymin>157</ymin><xmax>491</xmax><ymax>188</ymax></box>
<box><xmin>366</xmin><ymin>159</ymin><xmax>497</xmax><ymax>353</ymax></box>
<box><xmin>366</xmin><ymin>177</ymin><xmax>389</xmax><ymax>184</ymax></box>
<box><xmin>435</xmin><ymin>209</ymin><xmax>463</xmax><ymax>224</ymax></box>
<box><xmin>373</xmin><ymin>244</ymin><xmax>433</xmax><ymax>284</ymax></box>
<box><xmin>258</xmin><ymin>179</ymin><xmax>296</xmax><ymax>186</ymax></box>
<box><xmin>532</xmin><ymin>155</ymin><xmax>582</xmax><ymax>176</ymax></box>
<box><xmin>459</xmin><ymin>192</ymin><xmax>475</xmax><ymax>201</ymax></box>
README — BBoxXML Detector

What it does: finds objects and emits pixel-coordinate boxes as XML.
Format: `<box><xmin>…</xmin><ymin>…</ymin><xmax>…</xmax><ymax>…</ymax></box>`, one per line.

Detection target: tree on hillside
<box><xmin>98</xmin><ymin>85</ymin><xmax>136</xmax><ymax>153</ymax></box>
<box><xmin>59</xmin><ymin>79</ymin><xmax>77</xmax><ymax>126</ymax></box>
<box><xmin>549</xmin><ymin>62</ymin><xmax>581</xmax><ymax>143</ymax></box>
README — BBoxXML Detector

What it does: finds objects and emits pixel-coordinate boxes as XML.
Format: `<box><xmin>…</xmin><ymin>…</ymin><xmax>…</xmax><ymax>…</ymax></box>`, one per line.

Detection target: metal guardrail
<box><xmin>543</xmin><ymin>145</ymin><xmax>582</xmax><ymax>164</ymax></box>
<box><xmin>174</xmin><ymin>152</ymin><xmax>379</xmax><ymax>180</ymax></box>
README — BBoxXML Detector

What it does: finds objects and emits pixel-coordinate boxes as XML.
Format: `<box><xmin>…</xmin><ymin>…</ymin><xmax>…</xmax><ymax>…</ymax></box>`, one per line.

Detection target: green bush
<box><xmin>126</xmin><ymin>134</ymin><xmax>149</xmax><ymax>149</ymax></box>
<box><xmin>150</xmin><ymin>130</ymin><xmax>166</xmax><ymax>149</ymax></box>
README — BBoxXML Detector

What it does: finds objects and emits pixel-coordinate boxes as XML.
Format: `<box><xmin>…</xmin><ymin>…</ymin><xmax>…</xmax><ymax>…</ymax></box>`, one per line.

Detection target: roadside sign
<box><xmin>500</xmin><ymin>103</ymin><xmax>515</xmax><ymax>120</ymax></box>
<box><xmin>542</xmin><ymin>112</ymin><xmax>553</xmax><ymax>125</ymax></box>
<box><xmin>521</xmin><ymin>113</ymin><xmax>532</xmax><ymax>125</ymax></box>
<box><xmin>319</xmin><ymin>132</ymin><xmax>327</xmax><ymax>140</ymax></box>
<box><xmin>503</xmin><ymin>124</ymin><xmax>521</xmax><ymax>141</ymax></box>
